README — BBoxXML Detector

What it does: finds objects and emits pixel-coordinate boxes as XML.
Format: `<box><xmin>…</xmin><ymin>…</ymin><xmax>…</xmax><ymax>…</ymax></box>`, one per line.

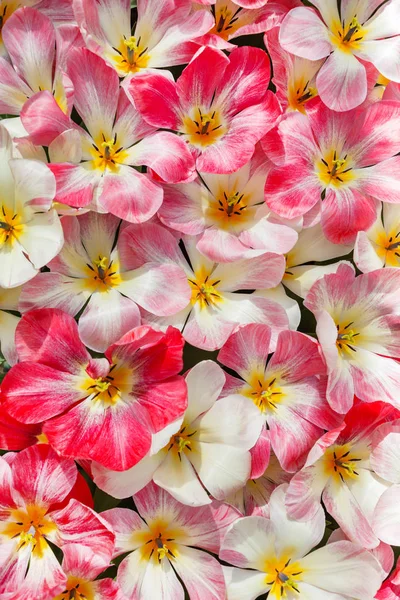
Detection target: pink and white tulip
<box><xmin>194</xmin><ymin>0</ymin><xmax>300</xmax><ymax>49</ymax></box>
<box><xmin>265</xmin><ymin>26</ymin><xmax>323</xmax><ymax>113</ymax></box>
<box><xmin>54</xmin><ymin>544</ymin><xmax>125</xmax><ymax>600</ymax></box>
<box><xmin>218</xmin><ymin>324</ymin><xmax>340</xmax><ymax>471</ymax></box>
<box><xmin>19</xmin><ymin>213</ymin><xmax>191</xmax><ymax>351</ymax></box>
<box><xmin>283</xmin><ymin>222</ymin><xmax>352</xmax><ymax>298</ymax></box>
<box><xmin>21</xmin><ymin>48</ymin><xmax>195</xmax><ymax>221</ymax></box>
<box><xmin>280</xmin><ymin>0</ymin><xmax>400</xmax><ymax>111</ymax></box>
<box><xmin>0</xmin><ymin>7</ymin><xmax>82</xmax><ymax>116</ymax></box>
<box><xmin>305</xmin><ymin>263</ymin><xmax>400</xmax><ymax>413</ymax></box>
<box><xmin>93</xmin><ymin>360</ymin><xmax>263</xmax><ymax>506</ymax></box>
<box><xmin>126</xmin><ymin>45</ymin><xmax>281</xmax><ymax>174</ymax></box>
<box><xmin>286</xmin><ymin>402</ymin><xmax>399</xmax><ymax>549</ymax></box>
<box><xmin>355</xmin><ymin>204</ymin><xmax>400</xmax><ymax>273</ymax></box>
<box><xmin>264</xmin><ymin>99</ymin><xmax>400</xmax><ymax>244</ymax></box>
<box><xmin>0</xmin><ymin>286</ymin><xmax>21</xmax><ymax>365</ymax></box>
<box><xmin>0</xmin><ymin>124</ymin><xmax>63</xmax><ymax>288</ymax></box>
<box><xmin>221</xmin><ymin>484</ymin><xmax>383</xmax><ymax>600</ymax></box>
<box><xmin>0</xmin><ymin>445</ymin><xmax>115</xmax><ymax>600</ymax></box>
<box><xmin>73</xmin><ymin>0</ymin><xmax>214</xmax><ymax>76</ymax></box>
<box><xmin>119</xmin><ymin>223</ymin><xmax>289</xmax><ymax>350</ymax></box>
<box><xmin>1</xmin><ymin>309</ymin><xmax>187</xmax><ymax>471</ymax></box>
<box><xmin>102</xmin><ymin>481</ymin><xmax>239</xmax><ymax>600</ymax></box>
<box><xmin>159</xmin><ymin>145</ymin><xmax>298</xmax><ymax>262</ymax></box>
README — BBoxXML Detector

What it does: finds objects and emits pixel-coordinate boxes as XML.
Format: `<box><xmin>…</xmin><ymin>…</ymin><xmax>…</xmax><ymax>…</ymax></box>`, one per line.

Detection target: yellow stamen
<box><xmin>123</xmin><ymin>36</ymin><xmax>138</xmax><ymax>51</ymax></box>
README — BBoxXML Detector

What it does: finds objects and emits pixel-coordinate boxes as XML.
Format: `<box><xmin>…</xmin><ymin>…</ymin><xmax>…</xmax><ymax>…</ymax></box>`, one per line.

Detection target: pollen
<box><xmin>84</xmin><ymin>255</ymin><xmax>121</xmax><ymax>292</ymax></box>
<box><xmin>166</xmin><ymin>425</ymin><xmax>197</xmax><ymax>461</ymax></box>
<box><xmin>90</xmin><ymin>132</ymin><xmax>128</xmax><ymax>172</ymax></box>
<box><xmin>110</xmin><ymin>34</ymin><xmax>150</xmax><ymax>74</ymax></box>
<box><xmin>316</xmin><ymin>149</ymin><xmax>354</xmax><ymax>188</ymax></box>
<box><xmin>264</xmin><ymin>556</ymin><xmax>303</xmax><ymax>598</ymax></box>
<box><xmin>246</xmin><ymin>375</ymin><xmax>284</xmax><ymax>413</ymax></box>
<box><xmin>188</xmin><ymin>270</ymin><xmax>223</xmax><ymax>310</ymax></box>
<box><xmin>331</xmin><ymin>14</ymin><xmax>366</xmax><ymax>52</ymax></box>
<box><xmin>182</xmin><ymin>107</ymin><xmax>227</xmax><ymax>148</ymax></box>
<box><xmin>0</xmin><ymin>204</ymin><xmax>24</xmax><ymax>247</ymax></box>
<box><xmin>211</xmin><ymin>4</ymin><xmax>243</xmax><ymax>40</ymax></box>
<box><xmin>336</xmin><ymin>321</ymin><xmax>360</xmax><ymax>355</ymax></box>
<box><xmin>323</xmin><ymin>443</ymin><xmax>363</xmax><ymax>483</ymax></box>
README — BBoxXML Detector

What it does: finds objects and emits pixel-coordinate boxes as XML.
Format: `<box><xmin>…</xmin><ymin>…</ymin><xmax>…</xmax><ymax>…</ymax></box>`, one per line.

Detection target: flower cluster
<box><xmin>1</xmin><ymin>0</ymin><xmax>400</xmax><ymax>599</ymax></box>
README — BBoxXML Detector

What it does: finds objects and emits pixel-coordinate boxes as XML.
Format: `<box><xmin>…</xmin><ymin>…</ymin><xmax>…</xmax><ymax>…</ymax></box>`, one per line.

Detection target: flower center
<box><xmin>90</xmin><ymin>133</ymin><xmax>127</xmax><ymax>172</ymax></box>
<box><xmin>167</xmin><ymin>425</ymin><xmax>197</xmax><ymax>460</ymax></box>
<box><xmin>323</xmin><ymin>443</ymin><xmax>362</xmax><ymax>483</ymax></box>
<box><xmin>288</xmin><ymin>79</ymin><xmax>318</xmax><ymax>113</ymax></box>
<box><xmin>141</xmin><ymin>527</ymin><xmax>179</xmax><ymax>564</ymax></box>
<box><xmin>336</xmin><ymin>321</ymin><xmax>359</xmax><ymax>354</ymax></box>
<box><xmin>375</xmin><ymin>230</ymin><xmax>400</xmax><ymax>266</ymax></box>
<box><xmin>211</xmin><ymin>4</ymin><xmax>243</xmax><ymax>39</ymax></box>
<box><xmin>333</xmin><ymin>15</ymin><xmax>366</xmax><ymax>51</ymax></box>
<box><xmin>83</xmin><ymin>362</ymin><xmax>132</xmax><ymax>408</ymax></box>
<box><xmin>317</xmin><ymin>150</ymin><xmax>354</xmax><ymax>187</ymax></box>
<box><xmin>85</xmin><ymin>255</ymin><xmax>121</xmax><ymax>292</ymax></box>
<box><xmin>182</xmin><ymin>107</ymin><xmax>226</xmax><ymax>148</ymax></box>
<box><xmin>265</xmin><ymin>558</ymin><xmax>303</xmax><ymax>598</ymax></box>
<box><xmin>2</xmin><ymin>505</ymin><xmax>57</xmax><ymax>557</ymax></box>
<box><xmin>188</xmin><ymin>272</ymin><xmax>222</xmax><ymax>309</ymax></box>
<box><xmin>56</xmin><ymin>578</ymin><xmax>94</xmax><ymax>600</ymax></box>
<box><xmin>249</xmin><ymin>377</ymin><xmax>283</xmax><ymax>413</ymax></box>
<box><xmin>111</xmin><ymin>35</ymin><xmax>150</xmax><ymax>74</ymax></box>
<box><xmin>0</xmin><ymin>205</ymin><xmax>24</xmax><ymax>247</ymax></box>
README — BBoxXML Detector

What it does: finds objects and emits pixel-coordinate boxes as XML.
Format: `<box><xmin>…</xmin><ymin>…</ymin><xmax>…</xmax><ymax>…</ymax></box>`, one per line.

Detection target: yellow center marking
<box><xmin>245</xmin><ymin>374</ymin><xmax>284</xmax><ymax>413</ymax></box>
<box><xmin>54</xmin><ymin>576</ymin><xmax>95</xmax><ymax>600</ymax></box>
<box><xmin>0</xmin><ymin>205</ymin><xmax>24</xmax><ymax>247</ymax></box>
<box><xmin>336</xmin><ymin>321</ymin><xmax>360</xmax><ymax>355</ymax></box>
<box><xmin>81</xmin><ymin>362</ymin><xmax>132</xmax><ymax>408</ymax></box>
<box><xmin>84</xmin><ymin>255</ymin><xmax>122</xmax><ymax>293</ymax></box>
<box><xmin>188</xmin><ymin>268</ymin><xmax>223</xmax><ymax>310</ymax></box>
<box><xmin>375</xmin><ymin>229</ymin><xmax>400</xmax><ymax>266</ymax></box>
<box><xmin>90</xmin><ymin>133</ymin><xmax>128</xmax><ymax>173</ymax></box>
<box><xmin>110</xmin><ymin>35</ymin><xmax>150</xmax><ymax>74</ymax></box>
<box><xmin>331</xmin><ymin>16</ymin><xmax>366</xmax><ymax>53</ymax></box>
<box><xmin>210</xmin><ymin>4</ymin><xmax>243</xmax><ymax>40</ymax></box>
<box><xmin>288</xmin><ymin>79</ymin><xmax>318</xmax><ymax>113</ymax></box>
<box><xmin>182</xmin><ymin>107</ymin><xmax>227</xmax><ymax>148</ymax></box>
<box><xmin>134</xmin><ymin>518</ymin><xmax>183</xmax><ymax>564</ymax></box>
<box><xmin>323</xmin><ymin>443</ymin><xmax>363</xmax><ymax>483</ymax></box>
<box><xmin>316</xmin><ymin>149</ymin><xmax>354</xmax><ymax>188</ymax></box>
<box><xmin>166</xmin><ymin>424</ymin><xmax>197</xmax><ymax>461</ymax></box>
<box><xmin>1</xmin><ymin>505</ymin><xmax>57</xmax><ymax>558</ymax></box>
<box><xmin>264</xmin><ymin>556</ymin><xmax>303</xmax><ymax>598</ymax></box>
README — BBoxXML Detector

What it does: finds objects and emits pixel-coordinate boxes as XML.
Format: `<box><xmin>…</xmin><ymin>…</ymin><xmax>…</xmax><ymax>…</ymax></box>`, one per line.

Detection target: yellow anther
<box><xmin>176</xmin><ymin>436</ymin><xmax>191</xmax><ymax>453</ymax></box>
<box><xmin>101</xmin><ymin>140</ymin><xmax>114</xmax><ymax>151</ymax></box>
<box><xmin>226</xmin><ymin>192</ymin><xmax>240</xmax><ymax>206</ymax></box>
<box><xmin>200</xmin><ymin>115</ymin><xmax>215</xmax><ymax>127</ymax></box>
<box><xmin>348</xmin><ymin>17</ymin><xmax>360</xmax><ymax>29</ymax></box>
<box><xmin>18</xmin><ymin>531</ymin><xmax>35</xmax><ymax>549</ymax></box>
<box><xmin>93</xmin><ymin>378</ymin><xmax>111</xmax><ymax>393</ymax></box>
<box><xmin>94</xmin><ymin>256</ymin><xmax>108</xmax><ymax>270</ymax></box>
<box><xmin>339</xmin><ymin>329</ymin><xmax>356</xmax><ymax>342</ymax></box>
<box><xmin>261</xmin><ymin>388</ymin><xmax>273</xmax><ymax>399</ymax></box>
<box><xmin>332</xmin><ymin>158</ymin><xmax>346</xmax><ymax>170</ymax></box>
<box><xmin>123</xmin><ymin>36</ymin><xmax>138</xmax><ymax>51</ymax></box>
<box><xmin>157</xmin><ymin>544</ymin><xmax>169</xmax><ymax>560</ymax></box>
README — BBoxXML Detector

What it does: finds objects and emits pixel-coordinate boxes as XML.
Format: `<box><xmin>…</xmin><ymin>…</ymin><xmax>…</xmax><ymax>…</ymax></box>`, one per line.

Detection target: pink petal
<box><xmin>43</xmin><ymin>397</ymin><xmax>153</xmax><ymax>471</ymax></box>
<box><xmin>3</xmin><ymin>7</ymin><xmax>55</xmax><ymax>95</ymax></box>
<box><xmin>279</xmin><ymin>7</ymin><xmax>331</xmax><ymax>60</ymax></box>
<box><xmin>21</xmin><ymin>90</ymin><xmax>75</xmax><ymax>146</ymax></box>
<box><xmin>2</xmin><ymin>363</ymin><xmax>85</xmax><ymax>423</ymax></box>
<box><xmin>316</xmin><ymin>51</ymin><xmax>367</xmax><ymax>112</ymax></box>
<box><xmin>67</xmin><ymin>47</ymin><xmax>119</xmax><ymax>138</ymax></box>
<box><xmin>50</xmin><ymin>499</ymin><xmax>115</xmax><ymax>566</ymax></box>
<box><xmin>78</xmin><ymin>290</ymin><xmax>141</xmax><ymax>352</ymax></box>
<box><xmin>172</xmin><ymin>547</ymin><xmax>226</xmax><ymax>600</ymax></box>
<box><xmin>14</xmin><ymin>308</ymin><xmax>90</xmax><ymax>371</ymax></box>
<box><xmin>321</xmin><ymin>187</ymin><xmax>379</xmax><ymax>244</ymax></box>
<box><xmin>99</xmin><ymin>167</ymin><xmax>163</xmax><ymax>223</ymax></box>
<box><xmin>10</xmin><ymin>445</ymin><xmax>77</xmax><ymax>508</ymax></box>
<box><xmin>125</xmin><ymin>71</ymin><xmax>181</xmax><ymax>129</ymax></box>
<box><xmin>218</xmin><ymin>323</ymin><xmax>272</xmax><ymax>380</ymax></box>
